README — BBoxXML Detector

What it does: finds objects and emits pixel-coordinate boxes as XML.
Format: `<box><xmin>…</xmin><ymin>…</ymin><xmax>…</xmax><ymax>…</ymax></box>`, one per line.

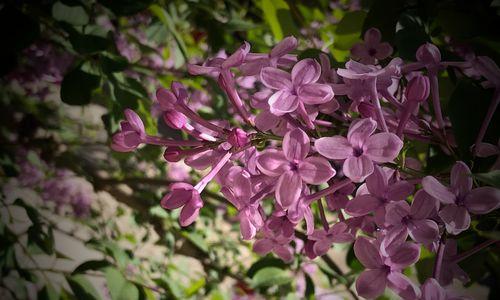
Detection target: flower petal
<box><xmin>386</xmin><ymin>180</ymin><xmax>414</xmax><ymax>201</ymax></box>
<box><xmin>421</xmin><ymin>278</ymin><xmax>446</xmax><ymax>300</ymax></box>
<box><xmin>366</xmin><ymin>165</ymin><xmax>388</xmax><ymax>197</ymax></box>
<box><xmin>422</xmin><ymin>176</ymin><xmax>456</xmax><ymax>205</ymax></box>
<box><xmin>385</xmin><ymin>201</ymin><xmax>410</xmax><ymax>226</ymax></box>
<box><xmin>276</xmin><ymin>171</ymin><xmax>302</xmax><ymax>209</ymax></box>
<box><xmin>253</xmin><ymin>239</ymin><xmax>274</xmax><ymax>255</ymax></box>
<box><xmin>354</xmin><ymin>236</ymin><xmax>384</xmax><ymax>268</ymax></box>
<box><xmin>386</xmin><ymin>242</ymin><xmax>420</xmax><ymax>270</ymax></box>
<box><xmin>297</xmin><ymin>83</ymin><xmax>334</xmax><ymax>105</ymax></box>
<box><xmin>387</xmin><ymin>272</ymin><xmax>420</xmax><ymax>300</ymax></box>
<box><xmin>408</xmin><ymin>219</ymin><xmax>439</xmax><ymax>244</ymax></box>
<box><xmin>269</xmin><ymin>90</ymin><xmax>299</xmax><ymax>115</ymax></box>
<box><xmin>346</xmin><ymin>194</ymin><xmax>381</xmax><ymax>217</ymax></box>
<box><xmin>270</xmin><ymin>36</ymin><xmax>298</xmax><ymax>58</ymax></box>
<box><xmin>364</xmin><ymin>28</ymin><xmax>382</xmax><ymax>45</ymax></box>
<box><xmin>438</xmin><ymin>204</ymin><xmax>471</xmax><ymax>235</ymax></box>
<box><xmin>343</xmin><ymin>155</ymin><xmax>374</xmax><ymax>183</ymax></box>
<box><xmin>260</xmin><ymin>67</ymin><xmax>292</xmax><ymax>90</ymax></box>
<box><xmin>313</xmin><ymin>239</ymin><xmax>332</xmax><ymax>257</ymax></box>
<box><xmin>347</xmin><ymin>118</ymin><xmax>377</xmax><ymax>148</ymax></box>
<box><xmin>450</xmin><ymin>161</ymin><xmax>472</xmax><ymax>197</ymax></box>
<box><xmin>364</xmin><ymin>132</ymin><xmax>403</xmax><ymax>163</ymax></box>
<box><xmin>356</xmin><ymin>269</ymin><xmax>387</xmax><ymax>299</ymax></box>
<box><xmin>464</xmin><ymin>187</ymin><xmax>500</xmax><ymax>214</ymax></box>
<box><xmin>298</xmin><ymin>157</ymin><xmax>335</xmax><ymax>184</ymax></box>
<box><xmin>291</xmin><ymin>58</ymin><xmax>321</xmax><ymax>86</ymax></box>
<box><xmin>160</xmin><ymin>183</ymin><xmax>195</xmax><ymax>209</ymax></box>
<box><xmin>314</xmin><ymin>136</ymin><xmax>352</xmax><ymax>160</ymax></box>
<box><xmin>283</xmin><ymin>128</ymin><xmax>310</xmax><ymax>161</ymax></box>
<box><xmin>239</xmin><ymin>210</ymin><xmax>256</xmax><ymax>240</ymax></box>
<box><xmin>410</xmin><ymin>190</ymin><xmax>439</xmax><ymax>220</ymax></box>
<box><xmin>256</xmin><ymin>149</ymin><xmax>289</xmax><ymax>177</ymax></box>
<box><xmin>179</xmin><ymin>197</ymin><xmax>203</xmax><ymax>226</ymax></box>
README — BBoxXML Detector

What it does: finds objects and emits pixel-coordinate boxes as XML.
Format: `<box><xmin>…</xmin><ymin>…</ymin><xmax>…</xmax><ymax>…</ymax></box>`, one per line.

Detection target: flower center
<box><xmin>368</xmin><ymin>48</ymin><xmax>377</xmax><ymax>57</ymax></box>
<box><xmin>353</xmin><ymin>147</ymin><xmax>364</xmax><ymax>157</ymax></box>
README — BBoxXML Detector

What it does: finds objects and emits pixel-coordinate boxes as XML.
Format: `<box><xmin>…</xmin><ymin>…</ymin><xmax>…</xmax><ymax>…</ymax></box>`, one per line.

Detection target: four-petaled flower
<box><xmin>350</xmin><ymin>28</ymin><xmax>393</xmax><ymax>65</ymax></box>
<box><xmin>257</xmin><ymin>128</ymin><xmax>335</xmax><ymax>209</ymax></box>
<box><xmin>260</xmin><ymin>58</ymin><xmax>334</xmax><ymax>117</ymax></box>
<box><xmin>422</xmin><ymin>161</ymin><xmax>500</xmax><ymax>235</ymax></box>
<box><xmin>315</xmin><ymin>118</ymin><xmax>403</xmax><ymax>182</ymax></box>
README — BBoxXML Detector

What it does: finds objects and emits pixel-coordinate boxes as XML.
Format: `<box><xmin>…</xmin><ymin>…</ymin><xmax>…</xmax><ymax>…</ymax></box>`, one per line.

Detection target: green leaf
<box><xmin>415</xmin><ymin>257</ymin><xmax>434</xmax><ymax>284</ymax></box>
<box><xmin>336</xmin><ymin>11</ymin><xmax>367</xmax><ymax>35</ymax></box>
<box><xmin>104</xmin><ymin>267</ymin><xmax>139</xmax><ymax>300</ymax></box>
<box><xmin>304</xmin><ymin>273</ymin><xmax>315</xmax><ymax>299</ymax></box>
<box><xmin>38</xmin><ymin>284</ymin><xmax>59</xmax><ymax>300</ymax></box>
<box><xmin>474</xmin><ymin>170</ymin><xmax>500</xmax><ymax>188</ymax></box>
<box><xmin>181</xmin><ymin>232</ymin><xmax>209</xmax><ymax>253</ymax></box>
<box><xmin>67</xmin><ymin>275</ymin><xmax>102</xmax><ymax>300</ymax></box>
<box><xmin>394</xmin><ymin>13</ymin><xmax>430</xmax><ymax>60</ymax></box>
<box><xmin>345</xmin><ymin>244</ymin><xmax>363</xmax><ymax>272</ymax></box>
<box><xmin>69</xmin><ymin>32</ymin><xmax>111</xmax><ymax>54</ymax></box>
<box><xmin>184</xmin><ymin>278</ymin><xmax>205</xmax><ymax>297</ymax></box>
<box><xmin>72</xmin><ymin>260</ymin><xmax>112</xmax><ymax>275</ymax></box>
<box><xmin>150</xmin><ymin>5</ymin><xmax>188</xmax><ymax>63</ymax></box>
<box><xmin>99</xmin><ymin>0</ymin><xmax>154</xmax><ymax>16</ymax></box>
<box><xmin>260</xmin><ymin>0</ymin><xmax>299</xmax><ymax>40</ymax></box>
<box><xmin>362</xmin><ymin>0</ymin><xmax>404</xmax><ymax>43</ymax></box>
<box><xmin>52</xmin><ymin>1</ymin><xmax>89</xmax><ymax>26</ymax></box>
<box><xmin>101</xmin><ymin>52</ymin><xmax>129</xmax><ymax>73</ymax></box>
<box><xmin>246</xmin><ymin>256</ymin><xmax>287</xmax><ymax>278</ymax></box>
<box><xmin>250</xmin><ymin>267</ymin><xmax>292</xmax><ymax>289</ymax></box>
<box><xmin>448</xmin><ymin>80</ymin><xmax>499</xmax><ymax>157</ymax></box>
<box><xmin>61</xmin><ymin>68</ymin><xmax>100</xmax><ymax>105</ymax></box>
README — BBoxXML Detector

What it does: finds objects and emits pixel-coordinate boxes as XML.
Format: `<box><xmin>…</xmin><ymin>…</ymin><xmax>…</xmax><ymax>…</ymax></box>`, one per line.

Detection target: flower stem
<box><xmin>369</xmin><ymin>78</ymin><xmax>389</xmax><ymax>132</ymax></box>
<box><xmin>474</xmin><ymin>89</ymin><xmax>500</xmax><ymax>155</ymax></box>
<box><xmin>317</xmin><ymin>198</ymin><xmax>329</xmax><ymax>231</ymax></box>
<box><xmin>451</xmin><ymin>239</ymin><xmax>499</xmax><ymax>264</ymax></box>
<box><xmin>305</xmin><ymin>179</ymin><xmax>352</xmax><ymax>204</ymax></box>
<box><xmin>145</xmin><ymin>135</ymin><xmax>205</xmax><ymax>147</ymax></box>
<box><xmin>432</xmin><ymin>235</ymin><xmax>446</xmax><ymax>280</ymax></box>
<box><xmin>429</xmin><ymin>71</ymin><xmax>446</xmax><ymax>132</ymax></box>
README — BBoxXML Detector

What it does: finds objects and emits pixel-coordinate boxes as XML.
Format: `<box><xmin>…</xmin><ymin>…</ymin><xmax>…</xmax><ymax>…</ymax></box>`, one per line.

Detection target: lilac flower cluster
<box><xmin>16</xmin><ymin>151</ymin><xmax>94</xmax><ymax>217</ymax></box>
<box><xmin>6</xmin><ymin>42</ymin><xmax>73</xmax><ymax>100</ymax></box>
<box><xmin>112</xmin><ymin>30</ymin><xmax>500</xmax><ymax>299</ymax></box>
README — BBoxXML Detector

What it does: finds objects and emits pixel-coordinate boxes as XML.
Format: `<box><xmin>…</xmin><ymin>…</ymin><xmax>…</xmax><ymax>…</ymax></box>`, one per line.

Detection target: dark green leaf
<box><xmin>260</xmin><ymin>0</ymin><xmax>299</xmax><ymax>40</ymax></box>
<box><xmin>61</xmin><ymin>68</ymin><xmax>100</xmax><ymax>105</ymax></box>
<box><xmin>336</xmin><ymin>11</ymin><xmax>367</xmax><ymax>35</ymax></box>
<box><xmin>394</xmin><ymin>13</ymin><xmax>430</xmax><ymax>60</ymax></box>
<box><xmin>72</xmin><ymin>260</ymin><xmax>112</xmax><ymax>275</ymax></box>
<box><xmin>474</xmin><ymin>170</ymin><xmax>500</xmax><ymax>188</ymax></box>
<box><xmin>52</xmin><ymin>1</ymin><xmax>89</xmax><ymax>26</ymax></box>
<box><xmin>362</xmin><ymin>0</ymin><xmax>405</xmax><ymax>43</ymax></box>
<box><xmin>104</xmin><ymin>267</ymin><xmax>139</xmax><ymax>300</ymax></box>
<box><xmin>101</xmin><ymin>53</ymin><xmax>129</xmax><ymax>73</ymax></box>
<box><xmin>250</xmin><ymin>267</ymin><xmax>292</xmax><ymax>288</ymax></box>
<box><xmin>99</xmin><ymin>0</ymin><xmax>154</xmax><ymax>16</ymax></box>
<box><xmin>246</xmin><ymin>256</ymin><xmax>287</xmax><ymax>278</ymax></box>
<box><xmin>67</xmin><ymin>274</ymin><xmax>102</xmax><ymax>300</ymax></box>
<box><xmin>448</xmin><ymin>80</ymin><xmax>499</xmax><ymax>157</ymax></box>
<box><xmin>304</xmin><ymin>273</ymin><xmax>315</xmax><ymax>299</ymax></box>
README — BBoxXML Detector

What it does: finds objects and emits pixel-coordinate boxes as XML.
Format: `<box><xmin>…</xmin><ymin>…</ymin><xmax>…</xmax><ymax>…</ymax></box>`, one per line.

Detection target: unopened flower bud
<box><xmin>163</xmin><ymin>110</ymin><xmax>187</xmax><ymax>129</ymax></box>
<box><xmin>416</xmin><ymin>43</ymin><xmax>441</xmax><ymax>65</ymax></box>
<box><xmin>405</xmin><ymin>75</ymin><xmax>430</xmax><ymax>103</ymax></box>
<box><xmin>227</xmin><ymin>128</ymin><xmax>249</xmax><ymax>148</ymax></box>
<box><xmin>163</xmin><ymin>147</ymin><xmax>182</xmax><ymax>162</ymax></box>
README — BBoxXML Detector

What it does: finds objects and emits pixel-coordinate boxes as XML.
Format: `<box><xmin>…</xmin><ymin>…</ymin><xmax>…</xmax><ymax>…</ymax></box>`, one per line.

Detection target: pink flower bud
<box><xmin>163</xmin><ymin>110</ymin><xmax>188</xmax><ymax>129</ymax></box>
<box><xmin>416</xmin><ymin>43</ymin><xmax>441</xmax><ymax>65</ymax></box>
<box><xmin>163</xmin><ymin>147</ymin><xmax>183</xmax><ymax>162</ymax></box>
<box><xmin>405</xmin><ymin>75</ymin><xmax>430</xmax><ymax>103</ymax></box>
<box><xmin>227</xmin><ymin>128</ymin><xmax>249</xmax><ymax>148</ymax></box>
